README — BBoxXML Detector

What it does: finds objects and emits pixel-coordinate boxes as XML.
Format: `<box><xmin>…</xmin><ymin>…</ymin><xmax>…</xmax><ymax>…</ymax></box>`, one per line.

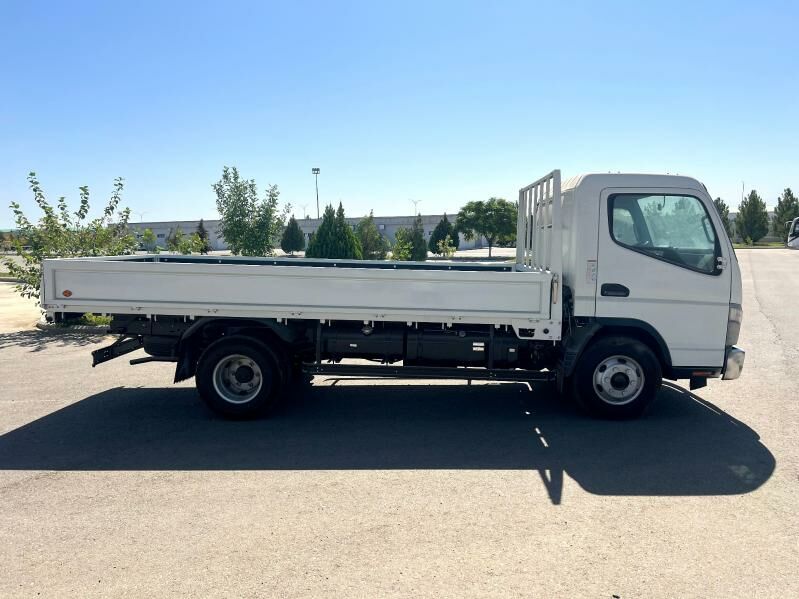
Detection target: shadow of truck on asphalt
<box><xmin>0</xmin><ymin>381</ymin><xmax>774</xmax><ymax>504</ymax></box>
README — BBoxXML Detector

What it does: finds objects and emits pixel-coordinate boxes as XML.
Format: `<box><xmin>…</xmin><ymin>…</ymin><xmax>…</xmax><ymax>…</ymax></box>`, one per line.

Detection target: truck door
<box><xmin>595</xmin><ymin>188</ymin><xmax>732</xmax><ymax>369</ymax></box>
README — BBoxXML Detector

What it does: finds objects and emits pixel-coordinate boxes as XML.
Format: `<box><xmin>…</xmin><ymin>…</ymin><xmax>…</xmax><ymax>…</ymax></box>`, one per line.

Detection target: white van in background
<box><xmin>787</xmin><ymin>217</ymin><xmax>799</xmax><ymax>249</ymax></box>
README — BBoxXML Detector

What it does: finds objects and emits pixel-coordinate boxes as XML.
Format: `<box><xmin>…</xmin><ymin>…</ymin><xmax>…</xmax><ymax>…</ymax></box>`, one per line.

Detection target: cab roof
<box><xmin>562</xmin><ymin>173</ymin><xmax>706</xmax><ymax>194</ymax></box>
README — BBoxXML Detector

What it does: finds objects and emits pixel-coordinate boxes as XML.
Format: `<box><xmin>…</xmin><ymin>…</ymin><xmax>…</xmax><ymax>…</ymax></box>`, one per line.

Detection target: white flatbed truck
<box><xmin>41</xmin><ymin>170</ymin><xmax>746</xmax><ymax>419</ymax></box>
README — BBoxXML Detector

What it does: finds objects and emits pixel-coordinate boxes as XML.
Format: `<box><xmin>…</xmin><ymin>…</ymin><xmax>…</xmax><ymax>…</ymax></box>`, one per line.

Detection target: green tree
<box><xmin>280</xmin><ymin>215</ymin><xmax>306</xmax><ymax>255</ymax></box>
<box><xmin>455</xmin><ymin>198</ymin><xmax>516</xmax><ymax>257</ymax></box>
<box><xmin>713</xmin><ymin>198</ymin><xmax>733</xmax><ymax>239</ymax></box>
<box><xmin>391</xmin><ymin>228</ymin><xmax>413</xmax><ymax>261</ymax></box>
<box><xmin>196</xmin><ymin>218</ymin><xmax>212</xmax><ymax>254</ymax></box>
<box><xmin>2</xmin><ymin>172</ymin><xmax>138</xmax><ymax>300</ymax></box>
<box><xmin>141</xmin><ymin>228</ymin><xmax>159</xmax><ymax>253</ymax></box>
<box><xmin>436</xmin><ymin>234</ymin><xmax>456</xmax><ymax>258</ymax></box>
<box><xmin>306</xmin><ymin>203</ymin><xmax>362</xmax><ymax>259</ymax></box>
<box><xmin>178</xmin><ymin>232</ymin><xmax>203</xmax><ymax>255</ymax></box>
<box><xmin>428</xmin><ymin>214</ymin><xmax>460</xmax><ymax>255</ymax></box>
<box><xmin>736</xmin><ymin>190</ymin><xmax>770</xmax><ymax>243</ymax></box>
<box><xmin>166</xmin><ymin>227</ymin><xmax>181</xmax><ymax>252</ymax></box>
<box><xmin>392</xmin><ymin>215</ymin><xmax>427</xmax><ymax>261</ymax></box>
<box><xmin>772</xmin><ymin>188</ymin><xmax>799</xmax><ymax>238</ymax></box>
<box><xmin>356</xmin><ymin>211</ymin><xmax>389</xmax><ymax>260</ymax></box>
<box><xmin>213</xmin><ymin>166</ymin><xmax>289</xmax><ymax>256</ymax></box>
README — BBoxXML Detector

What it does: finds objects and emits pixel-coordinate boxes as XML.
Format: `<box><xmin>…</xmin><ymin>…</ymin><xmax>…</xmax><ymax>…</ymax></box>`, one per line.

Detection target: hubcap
<box><xmin>593</xmin><ymin>355</ymin><xmax>645</xmax><ymax>405</ymax></box>
<box><xmin>212</xmin><ymin>354</ymin><xmax>263</xmax><ymax>404</ymax></box>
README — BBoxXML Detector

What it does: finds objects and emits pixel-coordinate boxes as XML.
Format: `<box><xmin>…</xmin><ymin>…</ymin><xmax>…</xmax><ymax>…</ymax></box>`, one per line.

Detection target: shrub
<box><xmin>2</xmin><ymin>172</ymin><xmax>138</xmax><ymax>301</ymax></box>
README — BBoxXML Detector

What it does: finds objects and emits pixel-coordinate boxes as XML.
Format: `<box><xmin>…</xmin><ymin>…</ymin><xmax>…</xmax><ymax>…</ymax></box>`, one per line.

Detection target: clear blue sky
<box><xmin>1</xmin><ymin>0</ymin><xmax>797</xmax><ymax>228</ymax></box>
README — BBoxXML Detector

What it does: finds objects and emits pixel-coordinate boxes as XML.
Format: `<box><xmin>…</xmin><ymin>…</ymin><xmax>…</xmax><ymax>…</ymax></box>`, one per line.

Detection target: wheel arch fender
<box><xmin>562</xmin><ymin>318</ymin><xmax>672</xmax><ymax>379</ymax></box>
<box><xmin>174</xmin><ymin>318</ymin><xmax>293</xmax><ymax>383</ymax></box>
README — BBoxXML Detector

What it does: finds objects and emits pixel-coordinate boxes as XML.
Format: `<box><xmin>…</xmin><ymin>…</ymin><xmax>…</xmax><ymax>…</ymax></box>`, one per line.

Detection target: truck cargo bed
<box><xmin>41</xmin><ymin>255</ymin><xmax>559</xmax><ymax>340</ymax></box>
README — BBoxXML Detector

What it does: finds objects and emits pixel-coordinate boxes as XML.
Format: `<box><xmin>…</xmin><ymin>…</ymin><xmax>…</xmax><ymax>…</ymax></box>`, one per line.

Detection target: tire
<box><xmin>572</xmin><ymin>335</ymin><xmax>662</xmax><ymax>419</ymax></box>
<box><xmin>195</xmin><ymin>337</ymin><xmax>285</xmax><ymax>419</ymax></box>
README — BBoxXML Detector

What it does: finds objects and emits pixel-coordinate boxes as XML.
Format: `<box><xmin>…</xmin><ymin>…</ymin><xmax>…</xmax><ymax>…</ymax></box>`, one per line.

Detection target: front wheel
<box><xmin>196</xmin><ymin>338</ymin><xmax>284</xmax><ymax>419</ymax></box>
<box><xmin>572</xmin><ymin>336</ymin><xmax>662</xmax><ymax>419</ymax></box>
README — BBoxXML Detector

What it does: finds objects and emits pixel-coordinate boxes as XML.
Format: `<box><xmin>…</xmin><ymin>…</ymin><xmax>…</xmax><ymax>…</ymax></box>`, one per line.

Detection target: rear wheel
<box><xmin>196</xmin><ymin>338</ymin><xmax>284</xmax><ymax>419</ymax></box>
<box><xmin>572</xmin><ymin>336</ymin><xmax>661</xmax><ymax>419</ymax></box>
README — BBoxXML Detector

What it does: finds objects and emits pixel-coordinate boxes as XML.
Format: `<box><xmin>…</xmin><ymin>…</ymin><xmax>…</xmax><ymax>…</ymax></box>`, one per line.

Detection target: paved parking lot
<box><xmin>0</xmin><ymin>249</ymin><xmax>797</xmax><ymax>598</ymax></box>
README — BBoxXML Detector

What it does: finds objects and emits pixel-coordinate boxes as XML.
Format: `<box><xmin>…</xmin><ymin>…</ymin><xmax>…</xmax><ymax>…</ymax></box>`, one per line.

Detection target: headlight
<box><xmin>726</xmin><ymin>303</ymin><xmax>743</xmax><ymax>346</ymax></box>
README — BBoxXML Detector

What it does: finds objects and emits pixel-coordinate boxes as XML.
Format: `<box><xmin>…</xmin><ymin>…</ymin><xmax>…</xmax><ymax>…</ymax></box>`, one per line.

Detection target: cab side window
<box><xmin>610</xmin><ymin>194</ymin><xmax>719</xmax><ymax>274</ymax></box>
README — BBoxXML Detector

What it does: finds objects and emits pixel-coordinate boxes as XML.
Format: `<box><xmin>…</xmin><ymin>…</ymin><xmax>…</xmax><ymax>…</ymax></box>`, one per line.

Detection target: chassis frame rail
<box><xmin>303</xmin><ymin>363</ymin><xmax>555</xmax><ymax>383</ymax></box>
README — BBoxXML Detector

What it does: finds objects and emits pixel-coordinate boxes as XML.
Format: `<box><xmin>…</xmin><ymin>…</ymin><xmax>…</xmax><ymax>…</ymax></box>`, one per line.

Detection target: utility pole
<box><xmin>312</xmin><ymin>168</ymin><xmax>320</xmax><ymax>218</ymax></box>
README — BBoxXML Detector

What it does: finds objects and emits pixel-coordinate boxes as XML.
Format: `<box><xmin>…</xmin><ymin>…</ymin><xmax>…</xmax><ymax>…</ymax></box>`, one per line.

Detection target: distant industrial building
<box><xmin>128</xmin><ymin>214</ymin><xmax>487</xmax><ymax>251</ymax></box>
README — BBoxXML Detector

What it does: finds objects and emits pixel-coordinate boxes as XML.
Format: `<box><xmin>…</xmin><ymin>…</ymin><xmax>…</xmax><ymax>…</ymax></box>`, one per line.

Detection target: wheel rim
<box><xmin>593</xmin><ymin>355</ymin><xmax>645</xmax><ymax>405</ymax></box>
<box><xmin>212</xmin><ymin>354</ymin><xmax>264</xmax><ymax>404</ymax></box>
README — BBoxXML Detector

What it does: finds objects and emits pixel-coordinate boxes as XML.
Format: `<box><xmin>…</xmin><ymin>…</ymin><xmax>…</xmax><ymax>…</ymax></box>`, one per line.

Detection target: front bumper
<box><xmin>722</xmin><ymin>345</ymin><xmax>745</xmax><ymax>380</ymax></box>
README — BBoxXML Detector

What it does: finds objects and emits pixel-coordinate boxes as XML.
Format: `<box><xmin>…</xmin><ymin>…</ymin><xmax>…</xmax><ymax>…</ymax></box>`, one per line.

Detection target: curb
<box><xmin>35</xmin><ymin>321</ymin><xmax>110</xmax><ymax>334</ymax></box>
<box><xmin>0</xmin><ymin>276</ymin><xmax>22</xmax><ymax>283</ymax></box>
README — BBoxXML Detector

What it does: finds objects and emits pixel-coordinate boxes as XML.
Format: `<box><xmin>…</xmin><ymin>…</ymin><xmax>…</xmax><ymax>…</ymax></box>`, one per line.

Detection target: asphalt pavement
<box><xmin>0</xmin><ymin>249</ymin><xmax>797</xmax><ymax>598</ymax></box>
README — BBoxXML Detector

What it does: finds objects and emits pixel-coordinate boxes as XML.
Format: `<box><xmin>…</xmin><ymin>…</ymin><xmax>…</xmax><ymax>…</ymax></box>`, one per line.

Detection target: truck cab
<box><xmin>560</xmin><ymin>174</ymin><xmax>742</xmax><ymax>377</ymax></box>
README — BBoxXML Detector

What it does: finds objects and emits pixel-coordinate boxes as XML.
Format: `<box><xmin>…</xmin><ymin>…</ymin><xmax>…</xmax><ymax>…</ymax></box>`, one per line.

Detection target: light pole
<box><xmin>410</xmin><ymin>199</ymin><xmax>422</xmax><ymax>215</ymax></box>
<box><xmin>299</xmin><ymin>204</ymin><xmax>309</xmax><ymax>218</ymax></box>
<box><xmin>312</xmin><ymin>168</ymin><xmax>320</xmax><ymax>218</ymax></box>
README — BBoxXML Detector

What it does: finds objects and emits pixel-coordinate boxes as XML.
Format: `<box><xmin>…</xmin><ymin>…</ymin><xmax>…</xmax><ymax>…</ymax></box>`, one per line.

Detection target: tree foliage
<box><xmin>455</xmin><ymin>198</ymin><xmax>516</xmax><ymax>257</ymax></box>
<box><xmin>196</xmin><ymin>218</ymin><xmax>212</xmax><ymax>254</ymax></box>
<box><xmin>213</xmin><ymin>166</ymin><xmax>288</xmax><ymax>256</ymax></box>
<box><xmin>166</xmin><ymin>227</ymin><xmax>203</xmax><ymax>254</ymax></box>
<box><xmin>392</xmin><ymin>215</ymin><xmax>427</xmax><ymax>261</ymax></box>
<box><xmin>436</xmin><ymin>234</ymin><xmax>457</xmax><ymax>258</ymax></box>
<box><xmin>428</xmin><ymin>214</ymin><xmax>459</xmax><ymax>255</ymax></box>
<box><xmin>1</xmin><ymin>230</ymin><xmax>17</xmax><ymax>252</ymax></box>
<box><xmin>772</xmin><ymin>188</ymin><xmax>799</xmax><ymax>238</ymax></box>
<box><xmin>305</xmin><ymin>203</ymin><xmax>362</xmax><ymax>259</ymax></box>
<box><xmin>2</xmin><ymin>172</ymin><xmax>138</xmax><ymax>300</ymax></box>
<box><xmin>141</xmin><ymin>228</ymin><xmax>159</xmax><ymax>253</ymax></box>
<box><xmin>356</xmin><ymin>211</ymin><xmax>389</xmax><ymax>260</ymax></box>
<box><xmin>281</xmin><ymin>216</ymin><xmax>306</xmax><ymax>255</ymax></box>
<box><xmin>736</xmin><ymin>190</ymin><xmax>770</xmax><ymax>243</ymax></box>
<box><xmin>712</xmin><ymin>198</ymin><xmax>733</xmax><ymax>238</ymax></box>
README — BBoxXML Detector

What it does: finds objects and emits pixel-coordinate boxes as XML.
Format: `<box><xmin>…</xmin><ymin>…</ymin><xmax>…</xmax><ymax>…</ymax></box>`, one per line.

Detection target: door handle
<box><xmin>601</xmin><ymin>283</ymin><xmax>630</xmax><ymax>297</ymax></box>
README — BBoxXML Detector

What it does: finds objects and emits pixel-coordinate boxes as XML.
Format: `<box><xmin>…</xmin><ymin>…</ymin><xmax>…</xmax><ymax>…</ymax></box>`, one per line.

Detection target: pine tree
<box><xmin>428</xmin><ymin>214</ymin><xmax>460</xmax><ymax>255</ymax></box>
<box><xmin>306</xmin><ymin>203</ymin><xmax>362</xmax><ymax>259</ymax></box>
<box><xmin>280</xmin><ymin>216</ymin><xmax>306</xmax><ymax>255</ymax></box>
<box><xmin>736</xmin><ymin>190</ymin><xmax>770</xmax><ymax>243</ymax></box>
<box><xmin>712</xmin><ymin>198</ymin><xmax>733</xmax><ymax>239</ymax></box>
<box><xmin>356</xmin><ymin>211</ymin><xmax>389</xmax><ymax>260</ymax></box>
<box><xmin>196</xmin><ymin>219</ymin><xmax>212</xmax><ymax>254</ymax></box>
<box><xmin>409</xmin><ymin>214</ymin><xmax>427</xmax><ymax>260</ymax></box>
<box><xmin>773</xmin><ymin>188</ymin><xmax>799</xmax><ymax>238</ymax></box>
